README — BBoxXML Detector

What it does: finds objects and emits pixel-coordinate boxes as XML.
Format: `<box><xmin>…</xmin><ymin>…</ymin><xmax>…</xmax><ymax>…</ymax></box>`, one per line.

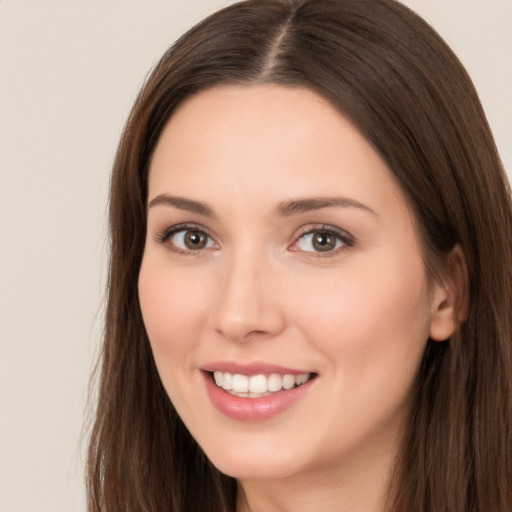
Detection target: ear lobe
<box><xmin>429</xmin><ymin>244</ymin><xmax>469</xmax><ymax>342</ymax></box>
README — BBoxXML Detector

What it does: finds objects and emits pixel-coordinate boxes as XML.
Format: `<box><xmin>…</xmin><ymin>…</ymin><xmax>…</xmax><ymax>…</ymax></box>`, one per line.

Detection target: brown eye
<box><xmin>312</xmin><ymin>232</ymin><xmax>337</xmax><ymax>252</ymax></box>
<box><xmin>184</xmin><ymin>230</ymin><xmax>208</xmax><ymax>249</ymax></box>
<box><xmin>166</xmin><ymin>228</ymin><xmax>214</xmax><ymax>252</ymax></box>
<box><xmin>294</xmin><ymin>228</ymin><xmax>347</xmax><ymax>254</ymax></box>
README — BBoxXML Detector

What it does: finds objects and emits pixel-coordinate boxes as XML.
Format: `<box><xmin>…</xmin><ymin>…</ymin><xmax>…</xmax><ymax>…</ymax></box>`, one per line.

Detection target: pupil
<box><xmin>185</xmin><ymin>230</ymin><xmax>206</xmax><ymax>249</ymax></box>
<box><xmin>313</xmin><ymin>232</ymin><xmax>335</xmax><ymax>252</ymax></box>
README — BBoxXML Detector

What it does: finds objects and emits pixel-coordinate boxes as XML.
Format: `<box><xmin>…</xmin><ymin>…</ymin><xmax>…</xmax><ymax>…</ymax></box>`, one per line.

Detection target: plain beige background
<box><xmin>0</xmin><ymin>1</ymin><xmax>510</xmax><ymax>511</ymax></box>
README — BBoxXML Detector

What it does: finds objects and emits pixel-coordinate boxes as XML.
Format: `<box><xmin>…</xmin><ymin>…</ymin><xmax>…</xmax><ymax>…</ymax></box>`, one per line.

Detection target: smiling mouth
<box><xmin>209</xmin><ymin>371</ymin><xmax>317</xmax><ymax>398</ymax></box>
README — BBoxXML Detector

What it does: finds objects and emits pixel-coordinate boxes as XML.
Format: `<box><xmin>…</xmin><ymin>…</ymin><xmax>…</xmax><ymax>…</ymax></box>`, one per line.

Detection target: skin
<box><xmin>138</xmin><ymin>85</ymin><xmax>458</xmax><ymax>512</ymax></box>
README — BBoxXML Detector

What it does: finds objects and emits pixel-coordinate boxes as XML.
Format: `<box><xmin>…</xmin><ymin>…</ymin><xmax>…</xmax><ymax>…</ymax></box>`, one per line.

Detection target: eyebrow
<box><xmin>276</xmin><ymin>197</ymin><xmax>377</xmax><ymax>217</ymax></box>
<box><xmin>148</xmin><ymin>194</ymin><xmax>215</xmax><ymax>217</ymax></box>
<box><xmin>147</xmin><ymin>194</ymin><xmax>376</xmax><ymax>218</ymax></box>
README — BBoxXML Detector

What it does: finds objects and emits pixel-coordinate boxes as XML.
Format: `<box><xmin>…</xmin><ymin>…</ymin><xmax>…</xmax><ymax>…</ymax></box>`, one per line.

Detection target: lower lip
<box><xmin>202</xmin><ymin>371</ymin><xmax>316</xmax><ymax>421</ymax></box>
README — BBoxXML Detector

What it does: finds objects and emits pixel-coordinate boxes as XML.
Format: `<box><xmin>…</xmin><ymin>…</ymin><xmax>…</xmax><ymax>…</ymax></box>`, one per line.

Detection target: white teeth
<box><xmin>213</xmin><ymin>371</ymin><xmax>223</xmax><ymax>387</ymax></box>
<box><xmin>222</xmin><ymin>372</ymin><xmax>233</xmax><ymax>390</ymax></box>
<box><xmin>267</xmin><ymin>373</ymin><xmax>282</xmax><ymax>392</ymax></box>
<box><xmin>249</xmin><ymin>374</ymin><xmax>267</xmax><ymax>394</ymax></box>
<box><xmin>212</xmin><ymin>371</ymin><xmax>312</xmax><ymax>396</ymax></box>
<box><xmin>232</xmin><ymin>374</ymin><xmax>249</xmax><ymax>393</ymax></box>
<box><xmin>282</xmin><ymin>374</ymin><xmax>295</xmax><ymax>390</ymax></box>
<box><xmin>296</xmin><ymin>374</ymin><xmax>309</xmax><ymax>385</ymax></box>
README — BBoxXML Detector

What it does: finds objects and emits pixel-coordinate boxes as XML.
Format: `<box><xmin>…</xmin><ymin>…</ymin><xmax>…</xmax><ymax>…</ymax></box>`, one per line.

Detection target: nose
<box><xmin>209</xmin><ymin>250</ymin><xmax>286</xmax><ymax>343</ymax></box>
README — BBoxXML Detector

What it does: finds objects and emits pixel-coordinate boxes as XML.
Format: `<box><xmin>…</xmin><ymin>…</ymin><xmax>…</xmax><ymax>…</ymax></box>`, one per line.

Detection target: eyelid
<box><xmin>288</xmin><ymin>223</ymin><xmax>355</xmax><ymax>255</ymax></box>
<box><xmin>153</xmin><ymin>222</ymin><xmax>354</xmax><ymax>256</ymax></box>
<box><xmin>154</xmin><ymin>222</ymin><xmax>218</xmax><ymax>253</ymax></box>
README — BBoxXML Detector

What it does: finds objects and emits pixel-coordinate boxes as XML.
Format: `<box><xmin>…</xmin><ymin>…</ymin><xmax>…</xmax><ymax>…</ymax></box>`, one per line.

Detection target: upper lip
<box><xmin>200</xmin><ymin>361</ymin><xmax>314</xmax><ymax>376</ymax></box>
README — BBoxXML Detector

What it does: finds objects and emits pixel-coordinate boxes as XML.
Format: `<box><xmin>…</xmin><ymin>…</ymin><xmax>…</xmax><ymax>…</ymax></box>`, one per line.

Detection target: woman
<box><xmin>87</xmin><ymin>0</ymin><xmax>512</xmax><ymax>510</ymax></box>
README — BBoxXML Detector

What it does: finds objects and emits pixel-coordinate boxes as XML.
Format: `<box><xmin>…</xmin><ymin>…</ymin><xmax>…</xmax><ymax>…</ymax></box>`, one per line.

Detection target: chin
<box><xmin>201</xmin><ymin>437</ymin><xmax>308</xmax><ymax>481</ymax></box>
<box><xmin>212</xmin><ymin>456</ymin><xmax>297</xmax><ymax>481</ymax></box>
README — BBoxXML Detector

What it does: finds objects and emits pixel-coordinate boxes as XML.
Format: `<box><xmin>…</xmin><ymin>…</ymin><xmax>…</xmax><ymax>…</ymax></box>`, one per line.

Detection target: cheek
<box><xmin>294</xmin><ymin>255</ymin><xmax>432</xmax><ymax>373</ymax></box>
<box><xmin>138</xmin><ymin>259</ymin><xmax>213</xmax><ymax>363</ymax></box>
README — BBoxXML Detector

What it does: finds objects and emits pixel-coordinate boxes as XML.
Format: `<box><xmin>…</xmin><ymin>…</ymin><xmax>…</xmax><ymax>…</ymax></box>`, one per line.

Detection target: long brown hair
<box><xmin>87</xmin><ymin>1</ymin><xmax>512</xmax><ymax>510</ymax></box>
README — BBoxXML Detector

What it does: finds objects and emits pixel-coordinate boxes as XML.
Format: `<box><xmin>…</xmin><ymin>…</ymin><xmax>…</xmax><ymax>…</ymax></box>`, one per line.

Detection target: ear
<box><xmin>429</xmin><ymin>244</ymin><xmax>469</xmax><ymax>342</ymax></box>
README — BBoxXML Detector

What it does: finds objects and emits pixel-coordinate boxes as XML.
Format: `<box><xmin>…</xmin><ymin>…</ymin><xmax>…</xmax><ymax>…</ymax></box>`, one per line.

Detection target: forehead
<box><xmin>148</xmin><ymin>84</ymin><xmax>408</xmax><ymax>220</ymax></box>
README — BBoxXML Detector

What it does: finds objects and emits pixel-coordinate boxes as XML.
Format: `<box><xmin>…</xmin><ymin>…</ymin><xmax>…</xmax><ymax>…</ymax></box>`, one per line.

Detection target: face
<box><xmin>138</xmin><ymin>85</ymin><xmax>448</xmax><ymax>484</ymax></box>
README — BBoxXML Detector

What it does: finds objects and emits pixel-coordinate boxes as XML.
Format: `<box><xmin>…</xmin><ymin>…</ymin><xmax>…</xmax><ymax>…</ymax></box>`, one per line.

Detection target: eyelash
<box><xmin>154</xmin><ymin>223</ymin><xmax>355</xmax><ymax>257</ymax></box>
<box><xmin>290</xmin><ymin>224</ymin><xmax>355</xmax><ymax>257</ymax></box>
<box><xmin>154</xmin><ymin>223</ymin><xmax>215</xmax><ymax>256</ymax></box>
